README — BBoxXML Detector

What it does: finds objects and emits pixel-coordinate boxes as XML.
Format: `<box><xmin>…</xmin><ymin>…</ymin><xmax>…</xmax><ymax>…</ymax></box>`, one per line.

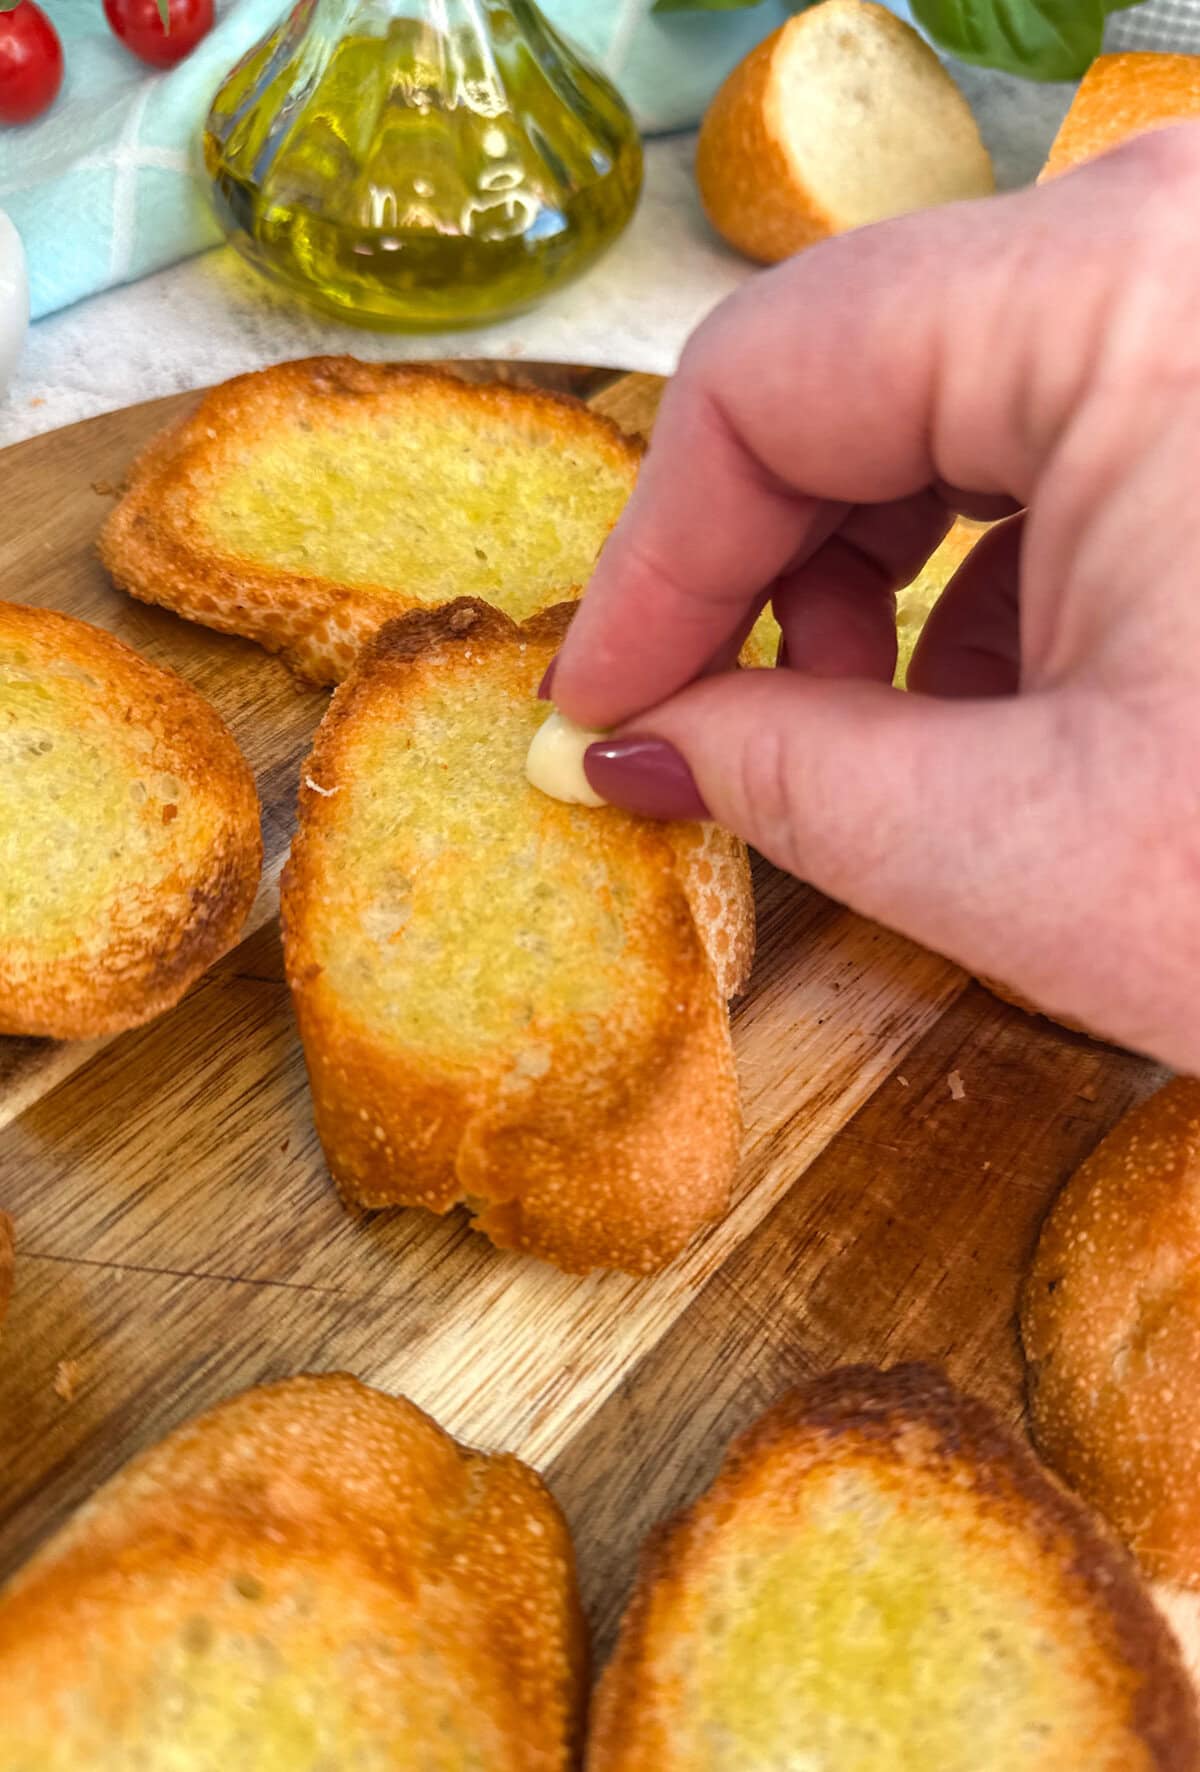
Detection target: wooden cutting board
<box><xmin>0</xmin><ymin>362</ymin><xmax>1170</xmax><ymax>1661</ymax></box>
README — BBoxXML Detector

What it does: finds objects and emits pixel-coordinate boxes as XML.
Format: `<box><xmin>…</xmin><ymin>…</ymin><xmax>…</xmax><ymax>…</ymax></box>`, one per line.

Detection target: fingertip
<box><xmin>584</xmin><ymin>735</ymin><xmax>711</xmax><ymax>822</ymax></box>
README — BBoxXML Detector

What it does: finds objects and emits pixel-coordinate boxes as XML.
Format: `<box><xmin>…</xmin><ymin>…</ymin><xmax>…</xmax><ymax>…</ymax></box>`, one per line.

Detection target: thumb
<box><xmin>583</xmin><ymin>672</ymin><xmax>1131</xmax><ymax>1037</ymax></box>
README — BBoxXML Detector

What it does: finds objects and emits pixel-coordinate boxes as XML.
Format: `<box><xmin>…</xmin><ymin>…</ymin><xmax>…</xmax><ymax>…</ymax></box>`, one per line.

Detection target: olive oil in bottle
<box><xmin>204</xmin><ymin>0</ymin><xmax>643</xmax><ymax>330</ymax></box>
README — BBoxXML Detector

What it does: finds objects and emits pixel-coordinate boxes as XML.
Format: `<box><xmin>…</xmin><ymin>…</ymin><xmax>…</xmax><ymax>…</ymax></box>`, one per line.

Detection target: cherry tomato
<box><xmin>0</xmin><ymin>0</ymin><xmax>63</xmax><ymax>126</ymax></box>
<box><xmin>103</xmin><ymin>0</ymin><xmax>213</xmax><ymax>69</ymax></box>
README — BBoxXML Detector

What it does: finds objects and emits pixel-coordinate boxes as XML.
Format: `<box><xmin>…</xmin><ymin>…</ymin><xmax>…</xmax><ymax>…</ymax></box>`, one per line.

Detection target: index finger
<box><xmin>551</xmin><ymin>134</ymin><xmax>1185</xmax><ymax>729</ymax></box>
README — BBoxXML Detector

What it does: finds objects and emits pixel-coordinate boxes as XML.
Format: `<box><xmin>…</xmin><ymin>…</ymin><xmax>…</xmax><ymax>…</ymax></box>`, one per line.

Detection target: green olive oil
<box><xmin>203</xmin><ymin>2</ymin><xmax>643</xmax><ymax>329</ymax></box>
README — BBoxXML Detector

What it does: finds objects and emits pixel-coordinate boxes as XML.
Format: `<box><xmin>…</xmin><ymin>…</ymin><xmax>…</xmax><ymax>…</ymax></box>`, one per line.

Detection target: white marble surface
<box><xmin>0</xmin><ymin>65</ymin><xmax>1073</xmax><ymax>450</ymax></box>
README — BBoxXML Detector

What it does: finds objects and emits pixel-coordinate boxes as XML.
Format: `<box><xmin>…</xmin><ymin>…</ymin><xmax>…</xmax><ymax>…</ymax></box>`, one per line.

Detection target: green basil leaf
<box><xmin>652</xmin><ymin>0</ymin><xmax>766</xmax><ymax>12</ymax></box>
<box><xmin>912</xmin><ymin>0</ymin><xmax>1106</xmax><ymax>80</ymax></box>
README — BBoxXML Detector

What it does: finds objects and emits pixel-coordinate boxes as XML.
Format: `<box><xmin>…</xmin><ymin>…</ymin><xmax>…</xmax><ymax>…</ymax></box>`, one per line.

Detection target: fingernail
<box><xmin>584</xmin><ymin>735</ymin><xmax>710</xmax><ymax>822</ymax></box>
<box><xmin>537</xmin><ymin>658</ymin><xmax>558</xmax><ymax>701</ymax></box>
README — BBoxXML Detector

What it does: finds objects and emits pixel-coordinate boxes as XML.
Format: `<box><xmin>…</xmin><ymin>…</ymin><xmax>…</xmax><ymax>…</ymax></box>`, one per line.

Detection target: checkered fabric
<box><xmin>1107</xmin><ymin>0</ymin><xmax>1200</xmax><ymax>53</ymax></box>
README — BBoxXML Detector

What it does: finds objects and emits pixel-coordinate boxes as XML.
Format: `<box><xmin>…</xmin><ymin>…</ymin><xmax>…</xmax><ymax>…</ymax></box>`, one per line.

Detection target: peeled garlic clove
<box><xmin>525</xmin><ymin>710</ymin><xmax>607</xmax><ymax>808</ymax></box>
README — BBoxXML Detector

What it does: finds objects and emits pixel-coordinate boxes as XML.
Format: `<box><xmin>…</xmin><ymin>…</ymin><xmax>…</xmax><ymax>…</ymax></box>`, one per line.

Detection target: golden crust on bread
<box><xmin>1023</xmin><ymin>1077</ymin><xmax>1200</xmax><ymax>1590</ymax></box>
<box><xmin>695</xmin><ymin>1</ymin><xmax>993</xmax><ymax>266</ymax></box>
<box><xmin>281</xmin><ymin>599</ymin><xmax>749</xmax><ymax>1275</ymax></box>
<box><xmin>0</xmin><ymin>1373</ymin><xmax>585</xmax><ymax>1770</ymax></box>
<box><xmin>0</xmin><ymin>1213</ymin><xmax>11</xmax><ymax>1334</ymax></box>
<box><xmin>0</xmin><ymin>601</ymin><xmax>261</xmax><ymax>1039</ymax></box>
<box><xmin>590</xmin><ymin>1363</ymin><xmax>1199</xmax><ymax>1771</ymax></box>
<box><xmin>1041</xmin><ymin>54</ymin><xmax>1200</xmax><ymax>182</ymax></box>
<box><xmin>99</xmin><ymin>357</ymin><xmax>643</xmax><ymax>686</ymax></box>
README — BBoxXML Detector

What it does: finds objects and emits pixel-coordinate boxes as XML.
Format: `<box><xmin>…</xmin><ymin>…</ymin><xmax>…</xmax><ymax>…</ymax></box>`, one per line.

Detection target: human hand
<box><xmin>549</xmin><ymin>125</ymin><xmax>1200</xmax><ymax>1070</ymax></box>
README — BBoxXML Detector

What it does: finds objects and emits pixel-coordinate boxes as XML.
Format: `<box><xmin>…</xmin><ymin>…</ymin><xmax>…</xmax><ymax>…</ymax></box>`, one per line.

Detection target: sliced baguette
<box><xmin>0</xmin><ymin>1373</ymin><xmax>585</xmax><ymax>1770</ymax></box>
<box><xmin>1022</xmin><ymin>1078</ymin><xmax>1200</xmax><ymax>1591</ymax></box>
<box><xmin>589</xmin><ymin>1364</ymin><xmax>1199</xmax><ymax>1771</ymax></box>
<box><xmin>281</xmin><ymin>598</ymin><xmax>751</xmax><ymax>1275</ymax></box>
<box><xmin>696</xmin><ymin>0</ymin><xmax>994</xmax><ymax>267</ymax></box>
<box><xmin>100</xmin><ymin>358</ymin><xmax>643</xmax><ymax>686</ymax></box>
<box><xmin>0</xmin><ymin>601</ymin><xmax>261</xmax><ymax>1039</ymax></box>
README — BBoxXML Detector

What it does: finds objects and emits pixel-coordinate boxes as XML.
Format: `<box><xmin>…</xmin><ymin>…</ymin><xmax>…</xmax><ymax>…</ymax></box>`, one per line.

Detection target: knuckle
<box><xmin>1122</xmin><ymin>118</ymin><xmax>1200</xmax><ymax>191</ymax></box>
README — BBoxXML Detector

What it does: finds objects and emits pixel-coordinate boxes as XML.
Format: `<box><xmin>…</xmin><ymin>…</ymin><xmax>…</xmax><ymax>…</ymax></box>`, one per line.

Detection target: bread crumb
<box><xmin>305</xmin><ymin>776</ymin><xmax>339</xmax><ymax>797</ymax></box>
<box><xmin>90</xmin><ymin>478</ymin><xmax>115</xmax><ymax>497</ymax></box>
<box><xmin>948</xmin><ymin>1070</ymin><xmax>966</xmax><ymax>1101</ymax></box>
<box><xmin>53</xmin><ymin>1359</ymin><xmax>82</xmax><ymax>1402</ymax></box>
<box><xmin>1077</xmin><ymin>1081</ymin><xmax>1098</xmax><ymax>1102</ymax></box>
<box><xmin>897</xmin><ymin>1075</ymin><xmax>910</xmax><ymax>1088</ymax></box>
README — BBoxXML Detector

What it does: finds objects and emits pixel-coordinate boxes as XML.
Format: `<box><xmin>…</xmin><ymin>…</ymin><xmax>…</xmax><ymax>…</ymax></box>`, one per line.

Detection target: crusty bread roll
<box><xmin>1022</xmin><ymin>1077</ymin><xmax>1200</xmax><ymax>1589</ymax></box>
<box><xmin>695</xmin><ymin>0</ymin><xmax>994</xmax><ymax>266</ymax></box>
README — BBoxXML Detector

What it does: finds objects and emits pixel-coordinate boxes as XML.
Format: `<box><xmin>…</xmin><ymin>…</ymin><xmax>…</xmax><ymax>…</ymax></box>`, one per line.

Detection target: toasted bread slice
<box><xmin>0</xmin><ymin>1373</ymin><xmax>585</xmax><ymax>1770</ymax></box>
<box><xmin>1022</xmin><ymin>1078</ymin><xmax>1200</xmax><ymax>1591</ymax></box>
<box><xmin>589</xmin><ymin>1364</ymin><xmax>1199</xmax><ymax>1771</ymax></box>
<box><xmin>99</xmin><ymin>358</ymin><xmax>643</xmax><ymax>686</ymax></box>
<box><xmin>0</xmin><ymin>1212</ymin><xmax>11</xmax><ymax>1334</ymax></box>
<box><xmin>696</xmin><ymin>0</ymin><xmax>994</xmax><ymax>267</ymax></box>
<box><xmin>281</xmin><ymin>598</ymin><xmax>751</xmax><ymax>1274</ymax></box>
<box><xmin>0</xmin><ymin>601</ymin><xmax>261</xmax><ymax>1039</ymax></box>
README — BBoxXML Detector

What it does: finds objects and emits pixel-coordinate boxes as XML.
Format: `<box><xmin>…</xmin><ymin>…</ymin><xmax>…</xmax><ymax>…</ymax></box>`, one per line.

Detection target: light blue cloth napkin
<box><xmin>0</xmin><ymin>0</ymin><xmax>795</xmax><ymax>320</ymax></box>
<box><xmin>3</xmin><ymin>0</ymin><xmax>1199</xmax><ymax>322</ymax></box>
<box><xmin>0</xmin><ymin>0</ymin><xmax>283</xmax><ymax>318</ymax></box>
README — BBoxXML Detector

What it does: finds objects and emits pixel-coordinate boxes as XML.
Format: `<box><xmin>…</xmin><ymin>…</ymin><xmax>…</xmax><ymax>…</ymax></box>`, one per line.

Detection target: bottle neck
<box><xmin>299</xmin><ymin>0</ymin><xmax>551</xmax><ymax>43</ymax></box>
<box><xmin>286</xmin><ymin>0</ymin><xmax>568</xmax><ymax>117</ymax></box>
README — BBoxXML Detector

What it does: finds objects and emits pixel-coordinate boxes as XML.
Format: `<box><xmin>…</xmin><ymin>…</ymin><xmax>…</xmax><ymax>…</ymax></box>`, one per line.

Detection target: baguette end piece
<box><xmin>696</xmin><ymin>0</ymin><xmax>994</xmax><ymax>267</ymax></box>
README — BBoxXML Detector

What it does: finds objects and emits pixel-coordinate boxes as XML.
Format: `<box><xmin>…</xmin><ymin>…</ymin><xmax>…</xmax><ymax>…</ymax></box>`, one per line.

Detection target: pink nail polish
<box><xmin>537</xmin><ymin>658</ymin><xmax>558</xmax><ymax>701</ymax></box>
<box><xmin>584</xmin><ymin>735</ymin><xmax>710</xmax><ymax>822</ymax></box>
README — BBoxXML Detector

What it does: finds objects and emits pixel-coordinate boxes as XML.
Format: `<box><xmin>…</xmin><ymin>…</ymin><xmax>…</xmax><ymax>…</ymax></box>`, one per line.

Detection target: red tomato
<box><xmin>0</xmin><ymin>0</ymin><xmax>63</xmax><ymax>125</ymax></box>
<box><xmin>103</xmin><ymin>0</ymin><xmax>213</xmax><ymax>69</ymax></box>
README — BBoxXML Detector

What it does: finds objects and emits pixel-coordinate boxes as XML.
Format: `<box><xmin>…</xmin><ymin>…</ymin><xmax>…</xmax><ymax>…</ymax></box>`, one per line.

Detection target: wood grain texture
<box><xmin>0</xmin><ymin>363</ymin><xmax>1172</xmax><ymax>1697</ymax></box>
